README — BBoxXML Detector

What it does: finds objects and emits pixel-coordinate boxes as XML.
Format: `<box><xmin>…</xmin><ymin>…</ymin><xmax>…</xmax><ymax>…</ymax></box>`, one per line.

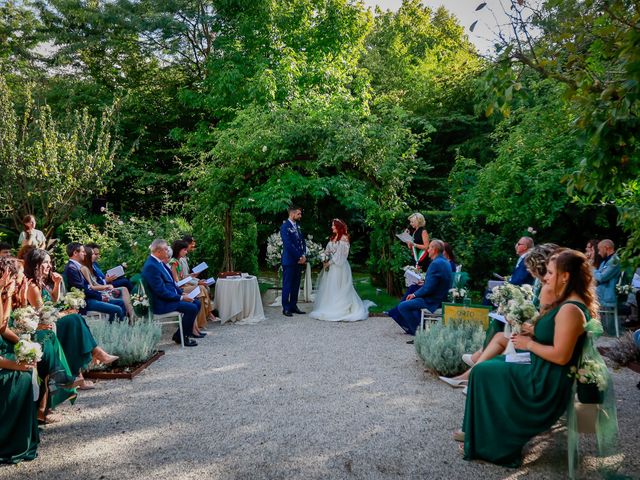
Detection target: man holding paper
<box><xmin>142</xmin><ymin>239</ymin><xmax>201</xmax><ymax>347</ymax></box>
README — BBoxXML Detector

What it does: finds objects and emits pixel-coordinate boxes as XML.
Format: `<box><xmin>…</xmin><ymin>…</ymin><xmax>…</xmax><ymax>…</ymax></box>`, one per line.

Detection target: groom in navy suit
<box><xmin>141</xmin><ymin>239</ymin><xmax>200</xmax><ymax>347</ymax></box>
<box><xmin>280</xmin><ymin>206</ymin><xmax>307</xmax><ymax>317</ymax></box>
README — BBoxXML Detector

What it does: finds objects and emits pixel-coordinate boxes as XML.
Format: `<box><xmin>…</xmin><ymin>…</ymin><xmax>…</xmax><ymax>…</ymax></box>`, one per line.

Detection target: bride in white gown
<box><xmin>310</xmin><ymin>219</ymin><xmax>374</xmax><ymax>322</ymax></box>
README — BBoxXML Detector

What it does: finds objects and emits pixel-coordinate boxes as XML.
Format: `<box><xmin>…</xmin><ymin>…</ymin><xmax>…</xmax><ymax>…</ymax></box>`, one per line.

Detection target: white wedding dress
<box><xmin>309</xmin><ymin>239</ymin><xmax>374</xmax><ymax>322</ymax></box>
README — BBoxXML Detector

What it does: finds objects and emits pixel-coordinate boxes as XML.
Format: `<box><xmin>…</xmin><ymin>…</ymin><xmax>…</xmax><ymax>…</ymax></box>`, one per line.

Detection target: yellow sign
<box><xmin>442</xmin><ymin>303</ymin><xmax>491</xmax><ymax>329</ymax></box>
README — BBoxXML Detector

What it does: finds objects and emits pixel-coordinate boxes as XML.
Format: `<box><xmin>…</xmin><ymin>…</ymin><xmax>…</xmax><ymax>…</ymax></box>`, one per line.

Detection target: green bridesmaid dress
<box><xmin>463</xmin><ymin>301</ymin><xmax>586</xmax><ymax>467</ymax></box>
<box><xmin>0</xmin><ymin>337</ymin><xmax>39</xmax><ymax>463</ymax></box>
<box><xmin>34</xmin><ymin>329</ymin><xmax>77</xmax><ymax>409</ymax></box>
<box><xmin>42</xmin><ymin>290</ymin><xmax>97</xmax><ymax>376</ymax></box>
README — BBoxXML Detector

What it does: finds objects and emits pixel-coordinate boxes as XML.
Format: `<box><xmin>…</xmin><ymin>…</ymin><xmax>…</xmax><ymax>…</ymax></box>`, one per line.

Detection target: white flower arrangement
<box><xmin>568</xmin><ymin>359</ymin><xmax>608</xmax><ymax>391</ymax></box>
<box><xmin>527</xmin><ymin>226</ymin><xmax>537</xmax><ymax>235</ymax></box>
<box><xmin>487</xmin><ymin>282</ymin><xmax>536</xmax><ymax>332</ymax></box>
<box><xmin>12</xmin><ymin>306</ymin><xmax>39</xmax><ymax>334</ymax></box>
<box><xmin>266</xmin><ymin>232</ymin><xmax>284</xmax><ymax>268</ymax></box>
<box><xmin>449</xmin><ymin>287</ymin><xmax>468</xmax><ymax>303</ymax></box>
<box><xmin>39</xmin><ymin>304</ymin><xmax>60</xmax><ymax>327</ymax></box>
<box><xmin>132</xmin><ymin>293</ymin><xmax>149</xmax><ymax>307</ymax></box>
<box><xmin>60</xmin><ymin>288</ymin><xmax>87</xmax><ymax>310</ymax></box>
<box><xmin>616</xmin><ymin>284</ymin><xmax>633</xmax><ymax>296</ymax></box>
<box><xmin>14</xmin><ymin>335</ymin><xmax>43</xmax><ymax>364</ymax></box>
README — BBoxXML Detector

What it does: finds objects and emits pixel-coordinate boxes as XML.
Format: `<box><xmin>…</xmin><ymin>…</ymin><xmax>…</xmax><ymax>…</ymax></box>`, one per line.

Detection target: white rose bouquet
<box><xmin>132</xmin><ymin>293</ymin><xmax>149</xmax><ymax>307</ymax></box>
<box><xmin>266</xmin><ymin>232</ymin><xmax>284</xmax><ymax>268</ymax></box>
<box><xmin>12</xmin><ymin>306</ymin><xmax>39</xmax><ymax>335</ymax></box>
<box><xmin>14</xmin><ymin>335</ymin><xmax>43</xmax><ymax>364</ymax></box>
<box><xmin>304</xmin><ymin>238</ymin><xmax>326</xmax><ymax>266</ymax></box>
<box><xmin>39</xmin><ymin>304</ymin><xmax>60</xmax><ymax>327</ymax></box>
<box><xmin>59</xmin><ymin>288</ymin><xmax>86</xmax><ymax>310</ymax></box>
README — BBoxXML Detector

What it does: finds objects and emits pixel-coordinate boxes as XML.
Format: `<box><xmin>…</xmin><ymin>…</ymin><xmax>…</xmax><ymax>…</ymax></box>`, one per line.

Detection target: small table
<box><xmin>213</xmin><ymin>275</ymin><xmax>266</xmax><ymax>325</ymax></box>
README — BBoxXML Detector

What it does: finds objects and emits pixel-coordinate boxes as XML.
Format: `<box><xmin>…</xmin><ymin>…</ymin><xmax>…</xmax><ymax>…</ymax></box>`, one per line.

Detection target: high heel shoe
<box><xmin>92</xmin><ymin>351</ymin><xmax>119</xmax><ymax>366</ymax></box>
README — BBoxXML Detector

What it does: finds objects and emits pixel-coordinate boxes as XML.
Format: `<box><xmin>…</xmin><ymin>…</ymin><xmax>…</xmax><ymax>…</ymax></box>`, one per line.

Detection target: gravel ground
<box><xmin>2</xmin><ymin>307</ymin><xmax>639</xmax><ymax>479</ymax></box>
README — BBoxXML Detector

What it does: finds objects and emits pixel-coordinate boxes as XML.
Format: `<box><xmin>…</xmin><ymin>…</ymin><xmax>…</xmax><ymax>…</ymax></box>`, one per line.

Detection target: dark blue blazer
<box><xmin>93</xmin><ymin>262</ymin><xmax>106</xmax><ymax>285</ymax></box>
<box><xmin>509</xmin><ymin>257</ymin><xmax>534</xmax><ymax>286</ymax></box>
<box><xmin>141</xmin><ymin>256</ymin><xmax>183</xmax><ymax>314</ymax></box>
<box><xmin>280</xmin><ymin>220</ymin><xmax>306</xmax><ymax>266</ymax></box>
<box><xmin>63</xmin><ymin>261</ymin><xmax>103</xmax><ymax>302</ymax></box>
<box><xmin>413</xmin><ymin>254</ymin><xmax>453</xmax><ymax>312</ymax></box>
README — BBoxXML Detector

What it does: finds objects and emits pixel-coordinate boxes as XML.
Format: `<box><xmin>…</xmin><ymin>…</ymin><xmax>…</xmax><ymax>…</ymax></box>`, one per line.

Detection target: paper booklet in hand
<box><xmin>396</xmin><ymin>231</ymin><xmax>413</xmax><ymax>243</ymax></box>
<box><xmin>176</xmin><ymin>276</ymin><xmax>193</xmax><ymax>288</ymax></box>
<box><xmin>186</xmin><ymin>286</ymin><xmax>201</xmax><ymax>300</ymax></box>
<box><xmin>192</xmin><ymin>262</ymin><xmax>208</xmax><ymax>274</ymax></box>
<box><xmin>204</xmin><ymin>277</ymin><xmax>216</xmax><ymax>286</ymax></box>
<box><xmin>106</xmin><ymin>265</ymin><xmax>125</xmax><ymax>279</ymax></box>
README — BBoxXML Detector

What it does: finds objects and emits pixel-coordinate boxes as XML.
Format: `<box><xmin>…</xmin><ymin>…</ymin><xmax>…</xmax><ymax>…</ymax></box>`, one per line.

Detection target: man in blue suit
<box><xmin>141</xmin><ymin>239</ymin><xmax>200</xmax><ymax>347</ymax></box>
<box><xmin>510</xmin><ymin>236</ymin><xmax>535</xmax><ymax>286</ymax></box>
<box><xmin>394</xmin><ymin>239</ymin><xmax>453</xmax><ymax>336</ymax></box>
<box><xmin>280</xmin><ymin>206</ymin><xmax>307</xmax><ymax>317</ymax></box>
<box><xmin>63</xmin><ymin>242</ymin><xmax>126</xmax><ymax>323</ymax></box>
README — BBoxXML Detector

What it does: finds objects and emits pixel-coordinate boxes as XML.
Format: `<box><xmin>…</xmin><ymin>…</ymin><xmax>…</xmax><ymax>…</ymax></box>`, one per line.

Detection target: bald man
<box><xmin>594</xmin><ymin>239</ymin><xmax>621</xmax><ymax>307</ymax></box>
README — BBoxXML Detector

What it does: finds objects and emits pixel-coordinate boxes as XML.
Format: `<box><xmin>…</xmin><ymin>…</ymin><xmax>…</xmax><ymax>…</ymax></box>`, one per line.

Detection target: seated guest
<box><xmin>85</xmin><ymin>242</ymin><xmax>134</xmax><ymax>293</ymax></box>
<box><xmin>392</xmin><ymin>239</ymin><xmax>452</xmax><ymax>337</ymax></box>
<box><xmin>181</xmin><ymin>235</ymin><xmax>215</xmax><ymax>324</ymax></box>
<box><xmin>63</xmin><ymin>243</ymin><xmax>125</xmax><ymax>323</ymax></box>
<box><xmin>594</xmin><ymin>239</ymin><xmax>621</xmax><ymax>307</ymax></box>
<box><xmin>6</xmin><ymin>257</ymin><xmax>77</xmax><ymax>424</ymax></box>
<box><xmin>440</xmin><ymin>244</ymin><xmax>560</xmax><ymax>388</ymax></box>
<box><xmin>142</xmin><ymin>239</ymin><xmax>200</xmax><ymax>347</ymax></box>
<box><xmin>169</xmin><ymin>240</ymin><xmax>210</xmax><ymax>337</ymax></box>
<box><xmin>509</xmin><ymin>236</ymin><xmax>535</xmax><ymax>286</ymax></box>
<box><xmin>0</xmin><ymin>242</ymin><xmax>12</xmax><ymax>257</ymax></box>
<box><xmin>0</xmin><ymin>279</ymin><xmax>39</xmax><ymax>463</ymax></box>
<box><xmin>457</xmin><ymin>250</ymin><xmax>614</xmax><ymax>469</ymax></box>
<box><xmin>24</xmin><ymin>248</ymin><xmax>118</xmax><ymax>389</ymax></box>
<box><xmin>443</xmin><ymin>242</ymin><xmax>457</xmax><ymax>272</ymax></box>
<box><xmin>80</xmin><ymin>245</ymin><xmax>134</xmax><ymax>320</ymax></box>
<box><xmin>17</xmin><ymin>214</ymin><xmax>47</xmax><ymax>250</ymax></box>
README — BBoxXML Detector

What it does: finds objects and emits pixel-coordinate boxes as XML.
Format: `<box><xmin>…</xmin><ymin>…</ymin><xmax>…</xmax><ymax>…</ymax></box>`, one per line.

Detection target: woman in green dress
<box><xmin>0</xmin><ymin>265</ymin><xmax>39</xmax><ymax>463</ymax></box>
<box><xmin>23</xmin><ymin>249</ymin><xmax>118</xmax><ymax>387</ymax></box>
<box><xmin>5</xmin><ymin>257</ymin><xmax>79</xmax><ymax>423</ymax></box>
<box><xmin>458</xmin><ymin>249</ymin><xmax>595</xmax><ymax>467</ymax></box>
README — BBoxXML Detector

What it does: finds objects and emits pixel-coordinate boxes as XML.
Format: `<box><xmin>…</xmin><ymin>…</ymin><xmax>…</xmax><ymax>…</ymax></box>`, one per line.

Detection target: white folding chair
<box><xmin>139</xmin><ymin>281</ymin><xmax>184</xmax><ymax>348</ymax></box>
<box><xmin>599</xmin><ymin>272</ymin><xmax>625</xmax><ymax>337</ymax></box>
<box><xmin>420</xmin><ymin>308</ymin><xmax>442</xmax><ymax>330</ymax></box>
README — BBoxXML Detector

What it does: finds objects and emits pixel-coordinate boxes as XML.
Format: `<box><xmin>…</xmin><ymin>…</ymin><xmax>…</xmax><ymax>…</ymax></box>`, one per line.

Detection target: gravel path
<box><xmin>2</xmin><ymin>308</ymin><xmax>639</xmax><ymax>479</ymax></box>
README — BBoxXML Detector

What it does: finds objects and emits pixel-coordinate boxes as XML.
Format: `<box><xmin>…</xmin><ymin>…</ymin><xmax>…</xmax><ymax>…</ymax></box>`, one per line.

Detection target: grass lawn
<box><xmin>257</xmin><ymin>269</ymin><xmax>399</xmax><ymax>313</ymax></box>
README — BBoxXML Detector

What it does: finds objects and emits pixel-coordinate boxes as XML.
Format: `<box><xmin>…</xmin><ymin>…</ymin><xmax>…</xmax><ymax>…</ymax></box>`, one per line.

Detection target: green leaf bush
<box><xmin>88</xmin><ymin>319</ymin><xmax>161</xmax><ymax>368</ymax></box>
<box><xmin>414</xmin><ymin>320</ymin><xmax>484</xmax><ymax>377</ymax></box>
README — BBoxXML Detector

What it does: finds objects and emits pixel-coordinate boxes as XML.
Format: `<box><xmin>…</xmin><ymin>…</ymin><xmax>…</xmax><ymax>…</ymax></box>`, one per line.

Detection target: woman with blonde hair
<box><xmin>405</xmin><ymin>212</ymin><xmax>430</xmax><ymax>271</ymax></box>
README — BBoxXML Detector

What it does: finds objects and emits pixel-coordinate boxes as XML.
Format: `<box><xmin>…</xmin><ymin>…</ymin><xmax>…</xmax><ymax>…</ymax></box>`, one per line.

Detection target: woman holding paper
<box><xmin>457</xmin><ymin>250</ymin><xmax>601</xmax><ymax>468</ymax></box>
<box><xmin>405</xmin><ymin>213</ymin><xmax>430</xmax><ymax>271</ymax></box>
<box><xmin>80</xmin><ymin>246</ymin><xmax>134</xmax><ymax>320</ymax></box>
<box><xmin>169</xmin><ymin>240</ymin><xmax>212</xmax><ymax>335</ymax></box>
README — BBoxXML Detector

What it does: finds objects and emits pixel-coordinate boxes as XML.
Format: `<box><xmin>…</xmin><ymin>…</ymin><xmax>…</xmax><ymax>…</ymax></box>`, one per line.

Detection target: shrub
<box><xmin>88</xmin><ymin>319</ymin><xmax>161</xmax><ymax>368</ymax></box>
<box><xmin>414</xmin><ymin>320</ymin><xmax>484</xmax><ymax>376</ymax></box>
<box><xmin>55</xmin><ymin>209</ymin><xmax>191</xmax><ymax>273</ymax></box>
<box><xmin>604</xmin><ymin>331</ymin><xmax>640</xmax><ymax>367</ymax></box>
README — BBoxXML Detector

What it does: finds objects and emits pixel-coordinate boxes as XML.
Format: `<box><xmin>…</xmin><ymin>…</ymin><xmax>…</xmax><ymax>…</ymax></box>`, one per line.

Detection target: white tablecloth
<box><xmin>213</xmin><ymin>275</ymin><xmax>265</xmax><ymax>325</ymax></box>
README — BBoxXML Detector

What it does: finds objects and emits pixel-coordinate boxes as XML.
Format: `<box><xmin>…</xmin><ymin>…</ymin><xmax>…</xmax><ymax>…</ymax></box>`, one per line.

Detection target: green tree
<box><xmin>0</xmin><ymin>77</ymin><xmax>117</xmax><ymax>236</ymax></box>
<box><xmin>476</xmin><ymin>0</ymin><xmax>640</xmax><ymax>261</ymax></box>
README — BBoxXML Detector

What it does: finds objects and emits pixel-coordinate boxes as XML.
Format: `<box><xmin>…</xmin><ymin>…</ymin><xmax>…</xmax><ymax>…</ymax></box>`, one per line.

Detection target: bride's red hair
<box><xmin>331</xmin><ymin>219</ymin><xmax>349</xmax><ymax>242</ymax></box>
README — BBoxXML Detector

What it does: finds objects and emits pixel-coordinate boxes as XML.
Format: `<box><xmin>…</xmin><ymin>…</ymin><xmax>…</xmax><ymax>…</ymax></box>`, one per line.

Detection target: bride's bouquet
<box><xmin>304</xmin><ymin>236</ymin><xmax>326</xmax><ymax>266</ymax></box>
<box><xmin>14</xmin><ymin>335</ymin><xmax>43</xmax><ymax>364</ymax></box>
<box><xmin>38</xmin><ymin>304</ymin><xmax>60</xmax><ymax>328</ymax></box>
<box><xmin>57</xmin><ymin>288</ymin><xmax>86</xmax><ymax>311</ymax></box>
